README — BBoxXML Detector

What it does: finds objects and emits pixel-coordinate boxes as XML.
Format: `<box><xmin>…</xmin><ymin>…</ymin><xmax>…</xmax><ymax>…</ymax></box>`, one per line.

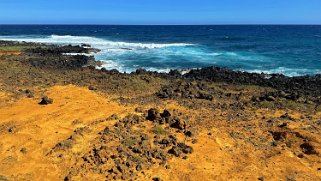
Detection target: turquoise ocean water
<box><xmin>0</xmin><ymin>25</ymin><xmax>321</xmax><ymax>76</ymax></box>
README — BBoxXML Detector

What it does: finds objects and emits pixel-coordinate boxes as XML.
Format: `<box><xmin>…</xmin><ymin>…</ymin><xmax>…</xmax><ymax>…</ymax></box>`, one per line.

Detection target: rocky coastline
<box><xmin>2</xmin><ymin>40</ymin><xmax>321</xmax><ymax>97</ymax></box>
<box><xmin>0</xmin><ymin>40</ymin><xmax>321</xmax><ymax>181</ymax></box>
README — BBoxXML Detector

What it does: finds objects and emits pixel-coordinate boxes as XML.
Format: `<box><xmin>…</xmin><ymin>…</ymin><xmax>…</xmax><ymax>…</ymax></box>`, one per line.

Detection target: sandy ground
<box><xmin>0</xmin><ymin>51</ymin><xmax>21</xmax><ymax>56</ymax></box>
<box><xmin>0</xmin><ymin>85</ymin><xmax>127</xmax><ymax>180</ymax></box>
<box><xmin>1</xmin><ymin>85</ymin><xmax>320</xmax><ymax>181</ymax></box>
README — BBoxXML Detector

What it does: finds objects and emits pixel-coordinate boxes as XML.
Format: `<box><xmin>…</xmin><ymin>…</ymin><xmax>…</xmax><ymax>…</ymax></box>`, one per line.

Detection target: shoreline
<box><xmin>1</xmin><ymin>32</ymin><xmax>320</xmax><ymax>77</ymax></box>
<box><xmin>1</xmin><ymin>40</ymin><xmax>321</xmax><ymax>96</ymax></box>
<box><xmin>1</xmin><ymin>40</ymin><xmax>321</xmax><ymax>97</ymax></box>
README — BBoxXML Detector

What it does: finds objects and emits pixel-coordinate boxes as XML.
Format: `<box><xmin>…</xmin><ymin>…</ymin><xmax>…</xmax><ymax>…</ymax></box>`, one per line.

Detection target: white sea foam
<box><xmin>0</xmin><ymin>35</ymin><xmax>317</xmax><ymax>76</ymax></box>
<box><xmin>62</xmin><ymin>53</ymin><xmax>94</xmax><ymax>56</ymax></box>
<box><xmin>0</xmin><ymin>34</ymin><xmax>200</xmax><ymax>73</ymax></box>
<box><xmin>99</xmin><ymin>60</ymin><xmax>122</xmax><ymax>70</ymax></box>
<box><xmin>245</xmin><ymin>67</ymin><xmax>320</xmax><ymax>77</ymax></box>
<box><xmin>99</xmin><ymin>60</ymin><xmax>172</xmax><ymax>73</ymax></box>
<box><xmin>0</xmin><ymin>35</ymin><xmax>194</xmax><ymax>50</ymax></box>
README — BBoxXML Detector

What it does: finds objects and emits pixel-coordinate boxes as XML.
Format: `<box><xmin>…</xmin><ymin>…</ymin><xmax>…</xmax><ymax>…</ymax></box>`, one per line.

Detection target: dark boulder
<box><xmin>178</xmin><ymin>143</ymin><xmax>193</xmax><ymax>154</ymax></box>
<box><xmin>170</xmin><ymin>119</ymin><xmax>186</xmax><ymax>130</ymax></box>
<box><xmin>39</xmin><ymin>96</ymin><xmax>53</xmax><ymax>105</ymax></box>
<box><xmin>280</xmin><ymin>113</ymin><xmax>294</xmax><ymax>120</ymax></box>
<box><xmin>152</xmin><ymin>177</ymin><xmax>163</xmax><ymax>181</ymax></box>
<box><xmin>184</xmin><ymin>130</ymin><xmax>193</xmax><ymax>137</ymax></box>
<box><xmin>168</xmin><ymin>146</ymin><xmax>182</xmax><ymax>157</ymax></box>
<box><xmin>300</xmin><ymin>142</ymin><xmax>318</xmax><ymax>155</ymax></box>
<box><xmin>88</xmin><ymin>85</ymin><xmax>97</xmax><ymax>90</ymax></box>
<box><xmin>81</xmin><ymin>43</ymin><xmax>91</xmax><ymax>47</ymax></box>
<box><xmin>160</xmin><ymin>110</ymin><xmax>171</xmax><ymax>118</ymax></box>
<box><xmin>159</xmin><ymin>139</ymin><xmax>171</xmax><ymax>147</ymax></box>
<box><xmin>136</xmin><ymin>164</ymin><xmax>143</xmax><ymax>171</ymax></box>
<box><xmin>270</xmin><ymin>131</ymin><xmax>287</xmax><ymax>141</ymax></box>
<box><xmin>147</xmin><ymin>108</ymin><xmax>159</xmax><ymax>121</ymax></box>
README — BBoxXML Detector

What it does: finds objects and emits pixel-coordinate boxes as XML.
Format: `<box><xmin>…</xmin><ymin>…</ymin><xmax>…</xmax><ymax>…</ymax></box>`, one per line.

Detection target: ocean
<box><xmin>0</xmin><ymin>25</ymin><xmax>321</xmax><ymax>76</ymax></box>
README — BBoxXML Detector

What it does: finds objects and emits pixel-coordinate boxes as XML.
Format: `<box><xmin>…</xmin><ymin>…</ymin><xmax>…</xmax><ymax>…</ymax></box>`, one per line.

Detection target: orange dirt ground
<box><xmin>0</xmin><ymin>51</ymin><xmax>21</xmax><ymax>56</ymax></box>
<box><xmin>0</xmin><ymin>85</ymin><xmax>320</xmax><ymax>181</ymax></box>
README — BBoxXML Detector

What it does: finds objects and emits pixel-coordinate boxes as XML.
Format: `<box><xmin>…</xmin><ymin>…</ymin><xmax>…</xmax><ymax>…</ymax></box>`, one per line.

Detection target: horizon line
<box><xmin>1</xmin><ymin>23</ymin><xmax>321</xmax><ymax>26</ymax></box>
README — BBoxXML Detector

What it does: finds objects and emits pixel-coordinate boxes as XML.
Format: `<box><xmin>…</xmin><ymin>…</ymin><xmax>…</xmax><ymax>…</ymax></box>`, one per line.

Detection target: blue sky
<box><xmin>0</xmin><ymin>0</ymin><xmax>320</xmax><ymax>24</ymax></box>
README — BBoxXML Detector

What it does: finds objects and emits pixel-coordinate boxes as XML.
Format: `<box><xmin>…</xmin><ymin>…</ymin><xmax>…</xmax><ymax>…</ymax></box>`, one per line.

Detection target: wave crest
<box><xmin>0</xmin><ymin>35</ymin><xmax>195</xmax><ymax>50</ymax></box>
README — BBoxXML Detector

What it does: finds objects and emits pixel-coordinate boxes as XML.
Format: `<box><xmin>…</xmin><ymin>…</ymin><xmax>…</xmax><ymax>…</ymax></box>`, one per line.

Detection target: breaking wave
<box><xmin>0</xmin><ymin>35</ymin><xmax>194</xmax><ymax>50</ymax></box>
<box><xmin>1</xmin><ymin>33</ymin><xmax>320</xmax><ymax>77</ymax></box>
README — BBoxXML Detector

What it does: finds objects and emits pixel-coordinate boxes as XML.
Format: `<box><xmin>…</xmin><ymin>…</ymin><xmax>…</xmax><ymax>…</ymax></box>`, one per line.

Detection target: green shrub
<box><xmin>259</xmin><ymin>101</ymin><xmax>274</xmax><ymax>108</ymax></box>
<box><xmin>151</xmin><ymin>126</ymin><xmax>166</xmax><ymax>135</ymax></box>
<box><xmin>123</xmin><ymin>138</ymin><xmax>137</xmax><ymax>147</ymax></box>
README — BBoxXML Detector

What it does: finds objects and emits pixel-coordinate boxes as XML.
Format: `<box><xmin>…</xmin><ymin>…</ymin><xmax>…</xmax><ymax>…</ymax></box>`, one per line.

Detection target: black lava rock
<box><xmin>39</xmin><ymin>96</ymin><xmax>53</xmax><ymax>105</ymax></box>
<box><xmin>147</xmin><ymin>108</ymin><xmax>159</xmax><ymax>121</ymax></box>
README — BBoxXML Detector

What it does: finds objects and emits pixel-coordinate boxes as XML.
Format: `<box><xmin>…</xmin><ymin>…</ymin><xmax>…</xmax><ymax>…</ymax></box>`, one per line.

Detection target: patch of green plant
<box><xmin>122</xmin><ymin>138</ymin><xmax>137</xmax><ymax>147</ymax></box>
<box><xmin>131</xmin><ymin>156</ymin><xmax>145</xmax><ymax>164</ymax></box>
<box><xmin>0</xmin><ymin>45</ymin><xmax>46</xmax><ymax>52</ymax></box>
<box><xmin>131</xmin><ymin>78</ymin><xmax>149</xmax><ymax>90</ymax></box>
<box><xmin>283</xmin><ymin>101</ymin><xmax>315</xmax><ymax>111</ymax></box>
<box><xmin>131</xmin><ymin>129</ymin><xmax>144</xmax><ymax>134</ymax></box>
<box><xmin>259</xmin><ymin>101</ymin><xmax>274</xmax><ymax>108</ymax></box>
<box><xmin>316</xmin><ymin>105</ymin><xmax>321</xmax><ymax>112</ymax></box>
<box><xmin>0</xmin><ymin>175</ymin><xmax>10</xmax><ymax>181</ymax></box>
<box><xmin>151</xmin><ymin>126</ymin><xmax>166</xmax><ymax>135</ymax></box>
<box><xmin>0</xmin><ymin>46</ymin><xmax>27</xmax><ymax>52</ymax></box>
<box><xmin>285</xmin><ymin>101</ymin><xmax>300</xmax><ymax>109</ymax></box>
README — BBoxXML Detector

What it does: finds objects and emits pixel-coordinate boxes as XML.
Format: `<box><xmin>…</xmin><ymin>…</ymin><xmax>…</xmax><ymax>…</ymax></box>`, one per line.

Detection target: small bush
<box><xmin>259</xmin><ymin>101</ymin><xmax>274</xmax><ymax>108</ymax></box>
<box><xmin>151</xmin><ymin>126</ymin><xmax>166</xmax><ymax>135</ymax></box>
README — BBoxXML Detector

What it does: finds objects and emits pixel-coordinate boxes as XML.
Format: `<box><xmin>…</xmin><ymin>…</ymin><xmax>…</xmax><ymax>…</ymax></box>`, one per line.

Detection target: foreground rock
<box><xmin>39</xmin><ymin>96</ymin><xmax>53</xmax><ymax>105</ymax></box>
<box><xmin>64</xmin><ymin>110</ymin><xmax>194</xmax><ymax>180</ymax></box>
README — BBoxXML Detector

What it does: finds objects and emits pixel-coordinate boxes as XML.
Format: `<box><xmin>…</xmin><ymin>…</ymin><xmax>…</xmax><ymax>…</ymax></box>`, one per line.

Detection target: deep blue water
<box><xmin>0</xmin><ymin>25</ymin><xmax>321</xmax><ymax>76</ymax></box>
